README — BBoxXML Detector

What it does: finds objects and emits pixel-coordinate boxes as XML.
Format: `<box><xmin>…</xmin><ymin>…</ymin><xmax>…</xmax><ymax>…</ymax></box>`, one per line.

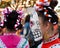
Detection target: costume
<box><xmin>37</xmin><ymin>33</ymin><xmax>60</xmax><ymax>48</ymax></box>
<box><xmin>34</xmin><ymin>0</ymin><xmax>60</xmax><ymax>48</ymax></box>
<box><xmin>0</xmin><ymin>33</ymin><xmax>29</xmax><ymax>48</ymax></box>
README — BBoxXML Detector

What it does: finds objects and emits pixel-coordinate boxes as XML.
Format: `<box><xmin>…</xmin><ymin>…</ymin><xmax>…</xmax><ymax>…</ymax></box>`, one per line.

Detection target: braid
<box><xmin>35</xmin><ymin>0</ymin><xmax>58</xmax><ymax>25</ymax></box>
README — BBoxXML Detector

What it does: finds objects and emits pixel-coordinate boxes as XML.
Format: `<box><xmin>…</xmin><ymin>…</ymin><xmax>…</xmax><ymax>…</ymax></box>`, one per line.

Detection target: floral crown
<box><xmin>35</xmin><ymin>0</ymin><xmax>58</xmax><ymax>25</ymax></box>
<box><xmin>0</xmin><ymin>7</ymin><xmax>24</xmax><ymax>30</ymax></box>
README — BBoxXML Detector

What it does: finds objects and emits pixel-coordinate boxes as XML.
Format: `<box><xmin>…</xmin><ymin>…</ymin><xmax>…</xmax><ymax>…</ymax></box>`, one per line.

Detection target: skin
<box><xmin>38</xmin><ymin>17</ymin><xmax>58</xmax><ymax>41</ymax></box>
<box><xmin>16</xmin><ymin>29</ymin><xmax>22</xmax><ymax>36</ymax></box>
<box><xmin>0</xmin><ymin>27</ymin><xmax>6</xmax><ymax>35</ymax></box>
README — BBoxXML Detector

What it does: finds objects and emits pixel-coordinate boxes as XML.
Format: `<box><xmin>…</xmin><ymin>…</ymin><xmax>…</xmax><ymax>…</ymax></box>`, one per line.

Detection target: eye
<box><xmin>30</xmin><ymin>21</ymin><xmax>34</xmax><ymax>27</ymax></box>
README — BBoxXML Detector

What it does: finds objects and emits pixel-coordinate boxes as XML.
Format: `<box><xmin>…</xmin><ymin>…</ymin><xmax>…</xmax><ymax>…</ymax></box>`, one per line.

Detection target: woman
<box><xmin>0</xmin><ymin>9</ymin><xmax>29</xmax><ymax>48</ymax></box>
<box><xmin>35</xmin><ymin>0</ymin><xmax>60</xmax><ymax>48</ymax></box>
<box><xmin>24</xmin><ymin>14</ymin><xmax>30</xmax><ymax>40</ymax></box>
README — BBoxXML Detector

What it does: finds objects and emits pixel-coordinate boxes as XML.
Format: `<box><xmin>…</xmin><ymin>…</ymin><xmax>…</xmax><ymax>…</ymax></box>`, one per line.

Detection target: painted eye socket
<box><xmin>30</xmin><ymin>21</ymin><xmax>34</xmax><ymax>27</ymax></box>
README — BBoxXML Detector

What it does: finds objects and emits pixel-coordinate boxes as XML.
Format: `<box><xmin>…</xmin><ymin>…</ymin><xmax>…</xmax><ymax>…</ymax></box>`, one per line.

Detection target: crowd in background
<box><xmin>0</xmin><ymin>0</ymin><xmax>60</xmax><ymax>48</ymax></box>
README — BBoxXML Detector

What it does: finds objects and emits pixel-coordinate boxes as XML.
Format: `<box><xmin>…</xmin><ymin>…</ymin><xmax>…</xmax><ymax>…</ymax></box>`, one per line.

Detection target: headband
<box><xmin>35</xmin><ymin>0</ymin><xmax>58</xmax><ymax>25</ymax></box>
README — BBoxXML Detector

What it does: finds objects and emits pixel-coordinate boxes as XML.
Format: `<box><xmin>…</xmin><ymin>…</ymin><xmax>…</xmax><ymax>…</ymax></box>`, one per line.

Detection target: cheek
<box><xmin>39</xmin><ymin>25</ymin><xmax>44</xmax><ymax>34</ymax></box>
<box><xmin>39</xmin><ymin>17</ymin><xmax>46</xmax><ymax>34</ymax></box>
<box><xmin>40</xmin><ymin>25</ymin><xmax>46</xmax><ymax>34</ymax></box>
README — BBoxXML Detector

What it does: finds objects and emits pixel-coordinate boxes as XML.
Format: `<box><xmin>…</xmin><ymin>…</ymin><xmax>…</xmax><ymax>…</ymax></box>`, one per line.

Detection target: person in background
<box><xmin>23</xmin><ymin>14</ymin><xmax>30</xmax><ymax>40</ymax></box>
<box><xmin>34</xmin><ymin>0</ymin><xmax>60</xmax><ymax>48</ymax></box>
<box><xmin>0</xmin><ymin>9</ymin><xmax>29</xmax><ymax>48</ymax></box>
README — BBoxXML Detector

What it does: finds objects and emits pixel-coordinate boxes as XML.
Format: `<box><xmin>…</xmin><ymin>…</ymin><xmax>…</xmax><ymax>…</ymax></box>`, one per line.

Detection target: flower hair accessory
<box><xmin>2</xmin><ymin>7</ymin><xmax>24</xmax><ymax>30</ymax></box>
<box><xmin>35</xmin><ymin>0</ymin><xmax>51</xmax><ymax>11</ymax></box>
<box><xmin>35</xmin><ymin>0</ymin><xmax>58</xmax><ymax>25</ymax></box>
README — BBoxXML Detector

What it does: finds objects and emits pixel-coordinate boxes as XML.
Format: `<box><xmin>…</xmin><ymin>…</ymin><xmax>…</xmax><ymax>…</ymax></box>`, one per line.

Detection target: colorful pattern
<box><xmin>30</xmin><ymin>11</ymin><xmax>42</xmax><ymax>41</ymax></box>
<box><xmin>0</xmin><ymin>39</ymin><xmax>7</xmax><ymax>48</ymax></box>
<box><xmin>2</xmin><ymin>7</ymin><xmax>24</xmax><ymax>30</ymax></box>
<box><xmin>49</xmin><ymin>43</ymin><xmax>60</xmax><ymax>48</ymax></box>
<box><xmin>35</xmin><ymin>0</ymin><xmax>51</xmax><ymax>11</ymax></box>
<box><xmin>42</xmin><ymin>38</ymin><xmax>60</xmax><ymax>48</ymax></box>
<box><xmin>0</xmin><ymin>35</ymin><xmax>29</xmax><ymax>48</ymax></box>
<box><xmin>35</xmin><ymin>0</ymin><xmax>58</xmax><ymax>25</ymax></box>
<box><xmin>17</xmin><ymin>38</ymin><xmax>29</xmax><ymax>48</ymax></box>
<box><xmin>37</xmin><ymin>34</ymin><xmax>60</xmax><ymax>48</ymax></box>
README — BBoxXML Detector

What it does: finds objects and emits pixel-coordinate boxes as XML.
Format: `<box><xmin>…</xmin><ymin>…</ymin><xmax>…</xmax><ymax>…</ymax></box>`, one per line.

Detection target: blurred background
<box><xmin>0</xmin><ymin>0</ymin><xmax>60</xmax><ymax>25</ymax></box>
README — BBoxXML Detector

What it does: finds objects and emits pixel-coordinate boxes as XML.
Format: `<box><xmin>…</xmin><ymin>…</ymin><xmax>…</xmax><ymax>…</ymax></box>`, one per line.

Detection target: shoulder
<box><xmin>17</xmin><ymin>37</ymin><xmax>29</xmax><ymax>48</ymax></box>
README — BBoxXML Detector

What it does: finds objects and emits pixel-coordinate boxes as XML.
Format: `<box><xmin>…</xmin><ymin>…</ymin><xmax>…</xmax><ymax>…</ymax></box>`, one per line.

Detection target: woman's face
<box><xmin>39</xmin><ymin>17</ymin><xmax>48</xmax><ymax>35</ymax></box>
<box><xmin>39</xmin><ymin>17</ymin><xmax>52</xmax><ymax>41</ymax></box>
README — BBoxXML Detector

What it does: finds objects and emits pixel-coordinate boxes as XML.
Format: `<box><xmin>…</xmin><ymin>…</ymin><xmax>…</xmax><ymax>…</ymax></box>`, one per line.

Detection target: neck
<box><xmin>6</xmin><ymin>28</ymin><xmax>16</xmax><ymax>33</ymax></box>
<box><xmin>43</xmin><ymin>30</ymin><xmax>59</xmax><ymax>43</ymax></box>
<box><xmin>4</xmin><ymin>29</ymin><xmax>16</xmax><ymax>35</ymax></box>
<box><xmin>16</xmin><ymin>32</ymin><xmax>20</xmax><ymax>36</ymax></box>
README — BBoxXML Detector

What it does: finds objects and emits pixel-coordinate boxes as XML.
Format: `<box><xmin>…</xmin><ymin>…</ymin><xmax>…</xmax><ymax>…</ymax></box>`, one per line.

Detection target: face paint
<box><xmin>30</xmin><ymin>9</ymin><xmax>42</xmax><ymax>41</ymax></box>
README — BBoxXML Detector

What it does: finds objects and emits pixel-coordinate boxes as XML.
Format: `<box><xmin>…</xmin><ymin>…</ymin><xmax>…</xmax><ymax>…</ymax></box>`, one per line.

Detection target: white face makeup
<box><xmin>30</xmin><ymin>10</ymin><xmax>42</xmax><ymax>41</ymax></box>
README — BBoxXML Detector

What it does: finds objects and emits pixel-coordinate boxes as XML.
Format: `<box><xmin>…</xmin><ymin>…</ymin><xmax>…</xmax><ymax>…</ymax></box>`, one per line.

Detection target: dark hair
<box><xmin>25</xmin><ymin>14</ymin><xmax>30</xmax><ymax>23</ymax></box>
<box><xmin>17</xmin><ymin>24</ymin><xmax>23</xmax><ymax>30</ymax></box>
<box><xmin>0</xmin><ymin>17</ymin><xmax>1</xmax><ymax>20</ymax></box>
<box><xmin>50</xmin><ymin>0</ymin><xmax>58</xmax><ymax>9</ymax></box>
<box><xmin>4</xmin><ymin>10</ymin><xmax>19</xmax><ymax>31</ymax></box>
<box><xmin>37</xmin><ymin>6</ymin><xmax>58</xmax><ymax>25</ymax></box>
